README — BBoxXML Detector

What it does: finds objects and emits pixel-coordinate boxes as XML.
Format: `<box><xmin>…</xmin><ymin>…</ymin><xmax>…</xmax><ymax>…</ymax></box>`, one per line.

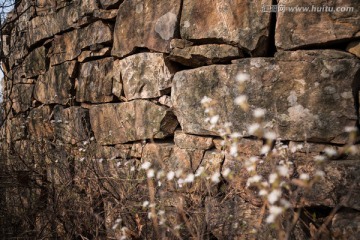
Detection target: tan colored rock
<box><xmin>130</xmin><ymin>142</ymin><xmax>145</xmax><ymax>158</ymax></box>
<box><xmin>50</xmin><ymin>21</ymin><xmax>112</xmax><ymax>66</ymax></box>
<box><xmin>10</xmin><ymin>84</ymin><xmax>34</xmax><ymax>113</ymax></box>
<box><xmin>34</xmin><ymin>61</ymin><xmax>76</xmax><ymax>105</ymax></box>
<box><xmin>93</xmin><ymin>9</ymin><xmax>118</xmax><ymax>20</ymax></box>
<box><xmin>5</xmin><ymin>117</ymin><xmax>27</xmax><ymax>143</ymax></box>
<box><xmin>297</xmin><ymin>160</ymin><xmax>360</xmax><ymax>210</ymax></box>
<box><xmin>174</xmin><ymin>130</ymin><xmax>213</xmax><ymax>150</ymax></box>
<box><xmin>158</xmin><ymin>95</ymin><xmax>173</xmax><ymax>108</ymax></box>
<box><xmin>23</xmin><ymin>46</ymin><xmax>46</xmax><ymax>78</ymax></box>
<box><xmin>26</xmin><ymin>0</ymin><xmax>99</xmax><ymax>47</ymax></box>
<box><xmin>112</xmin><ymin>0</ymin><xmax>182</xmax><ymax>57</ymax></box>
<box><xmin>180</xmin><ymin>0</ymin><xmax>272</xmax><ymax>54</ymax></box>
<box><xmin>347</xmin><ymin>41</ymin><xmax>360</xmax><ymax>58</ymax></box>
<box><xmin>276</xmin><ymin>0</ymin><xmax>360</xmax><ymax>50</ymax></box>
<box><xmin>53</xmin><ymin>106</ymin><xmax>90</xmax><ymax>144</ymax></box>
<box><xmin>89</xmin><ymin>100</ymin><xmax>178</xmax><ymax>145</ymax></box>
<box><xmin>169</xmin><ymin>44</ymin><xmax>242</xmax><ymax>67</ymax></box>
<box><xmin>28</xmin><ymin>105</ymin><xmax>54</xmax><ymax>140</ymax></box>
<box><xmin>111</xmin><ymin>59</ymin><xmax>123</xmax><ymax>99</ymax></box>
<box><xmin>169</xmin><ymin>146</ymin><xmax>204</xmax><ymax>172</ymax></box>
<box><xmin>142</xmin><ymin>143</ymin><xmax>174</xmax><ymax>168</ymax></box>
<box><xmin>170</xmin><ymin>39</ymin><xmax>193</xmax><ymax>49</ymax></box>
<box><xmin>99</xmin><ymin>0</ymin><xmax>122</xmax><ymax>9</ymax></box>
<box><xmin>76</xmin><ymin>58</ymin><xmax>114</xmax><ymax>103</ymax></box>
<box><xmin>331</xmin><ymin>210</ymin><xmax>360</xmax><ymax>240</ymax></box>
<box><xmin>78</xmin><ymin>47</ymin><xmax>111</xmax><ymax>63</ymax></box>
<box><xmin>120</xmin><ymin>53</ymin><xmax>173</xmax><ymax>100</ymax></box>
<box><xmin>172</xmin><ymin>50</ymin><xmax>360</xmax><ymax>143</ymax></box>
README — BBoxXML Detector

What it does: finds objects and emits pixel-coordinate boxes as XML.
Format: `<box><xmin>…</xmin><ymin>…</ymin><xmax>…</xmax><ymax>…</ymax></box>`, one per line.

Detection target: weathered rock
<box><xmin>28</xmin><ymin>105</ymin><xmax>54</xmax><ymax>140</ymax></box>
<box><xmin>297</xmin><ymin>160</ymin><xmax>360</xmax><ymax>210</ymax></box>
<box><xmin>10</xmin><ymin>84</ymin><xmax>34</xmax><ymax>113</ymax></box>
<box><xmin>169</xmin><ymin>146</ymin><xmax>204</xmax><ymax>172</ymax></box>
<box><xmin>120</xmin><ymin>53</ymin><xmax>173</xmax><ymax>100</ymax></box>
<box><xmin>276</xmin><ymin>0</ymin><xmax>360</xmax><ymax>50</ymax></box>
<box><xmin>142</xmin><ymin>143</ymin><xmax>174</xmax><ymax>168</ymax></box>
<box><xmin>89</xmin><ymin>100</ymin><xmax>178</xmax><ymax>145</ymax></box>
<box><xmin>112</xmin><ymin>0</ymin><xmax>182</xmax><ymax>57</ymax></box>
<box><xmin>331</xmin><ymin>209</ymin><xmax>360</xmax><ymax>240</ymax></box>
<box><xmin>23</xmin><ymin>46</ymin><xmax>46</xmax><ymax>78</ymax></box>
<box><xmin>180</xmin><ymin>0</ymin><xmax>272</xmax><ymax>54</ymax></box>
<box><xmin>34</xmin><ymin>61</ymin><xmax>77</xmax><ymax>105</ymax></box>
<box><xmin>53</xmin><ymin>106</ymin><xmax>90</xmax><ymax>144</ymax></box>
<box><xmin>78</xmin><ymin>48</ymin><xmax>111</xmax><ymax>63</ymax></box>
<box><xmin>5</xmin><ymin>117</ymin><xmax>27</xmax><ymax>143</ymax></box>
<box><xmin>170</xmin><ymin>44</ymin><xmax>242</xmax><ymax>67</ymax></box>
<box><xmin>347</xmin><ymin>41</ymin><xmax>360</xmax><ymax>58</ymax></box>
<box><xmin>99</xmin><ymin>0</ymin><xmax>122</xmax><ymax>9</ymax></box>
<box><xmin>205</xmin><ymin>196</ymin><xmax>273</xmax><ymax>240</ymax></box>
<box><xmin>76</xmin><ymin>58</ymin><xmax>114</xmax><ymax>103</ymax></box>
<box><xmin>50</xmin><ymin>21</ymin><xmax>112</xmax><ymax>65</ymax></box>
<box><xmin>174</xmin><ymin>131</ymin><xmax>213</xmax><ymax>150</ymax></box>
<box><xmin>170</xmin><ymin>39</ymin><xmax>194</xmax><ymax>49</ymax></box>
<box><xmin>9</xmin><ymin>27</ymin><xmax>28</xmax><ymax>68</ymax></box>
<box><xmin>111</xmin><ymin>59</ymin><xmax>123</xmax><ymax>99</ymax></box>
<box><xmin>93</xmin><ymin>9</ymin><xmax>118</xmax><ymax>20</ymax></box>
<box><xmin>26</xmin><ymin>0</ymin><xmax>99</xmax><ymax>47</ymax></box>
<box><xmin>158</xmin><ymin>95</ymin><xmax>173</xmax><ymax>108</ymax></box>
<box><xmin>172</xmin><ymin>50</ymin><xmax>360</xmax><ymax>143</ymax></box>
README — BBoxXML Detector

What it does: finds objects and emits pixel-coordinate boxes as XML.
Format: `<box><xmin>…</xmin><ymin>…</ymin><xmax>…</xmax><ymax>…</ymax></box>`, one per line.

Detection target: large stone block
<box><xmin>53</xmin><ymin>106</ymin><xmax>90</xmax><ymax>144</ymax></box>
<box><xmin>120</xmin><ymin>53</ymin><xmax>173</xmax><ymax>100</ymax></box>
<box><xmin>50</xmin><ymin>21</ymin><xmax>113</xmax><ymax>66</ymax></box>
<box><xmin>76</xmin><ymin>58</ymin><xmax>114</xmax><ymax>103</ymax></box>
<box><xmin>34</xmin><ymin>61</ymin><xmax>76</xmax><ymax>105</ymax></box>
<box><xmin>180</xmin><ymin>0</ymin><xmax>272</xmax><ymax>54</ymax></box>
<box><xmin>276</xmin><ymin>0</ymin><xmax>360</xmax><ymax>50</ymax></box>
<box><xmin>89</xmin><ymin>100</ymin><xmax>178</xmax><ymax>145</ymax></box>
<box><xmin>23</xmin><ymin>46</ymin><xmax>46</xmax><ymax>78</ymax></box>
<box><xmin>26</xmin><ymin>0</ymin><xmax>99</xmax><ymax>47</ymax></box>
<box><xmin>28</xmin><ymin>105</ymin><xmax>54</xmax><ymax>140</ymax></box>
<box><xmin>172</xmin><ymin>50</ymin><xmax>360</xmax><ymax>143</ymax></box>
<box><xmin>10</xmin><ymin>84</ymin><xmax>34</xmax><ymax>113</ymax></box>
<box><xmin>112</xmin><ymin>0</ymin><xmax>182</xmax><ymax>57</ymax></box>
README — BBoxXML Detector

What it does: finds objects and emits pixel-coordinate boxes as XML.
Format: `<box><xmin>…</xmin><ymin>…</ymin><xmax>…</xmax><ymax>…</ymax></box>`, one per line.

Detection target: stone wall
<box><xmin>1</xmin><ymin>0</ymin><xmax>360</xmax><ymax>239</ymax></box>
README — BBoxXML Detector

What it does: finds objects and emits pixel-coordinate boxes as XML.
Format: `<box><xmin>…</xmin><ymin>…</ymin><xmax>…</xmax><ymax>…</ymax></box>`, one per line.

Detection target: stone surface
<box><xmin>120</xmin><ymin>53</ymin><xmax>173</xmax><ymax>100</ymax></box>
<box><xmin>142</xmin><ymin>143</ymin><xmax>174</xmax><ymax>168</ymax></box>
<box><xmin>53</xmin><ymin>106</ymin><xmax>90</xmax><ymax>144</ymax></box>
<box><xmin>10</xmin><ymin>84</ymin><xmax>34</xmax><ymax>113</ymax></box>
<box><xmin>5</xmin><ymin>117</ymin><xmax>27</xmax><ymax>143</ymax></box>
<box><xmin>180</xmin><ymin>0</ymin><xmax>272</xmax><ymax>54</ymax></box>
<box><xmin>26</xmin><ymin>0</ymin><xmax>99</xmax><ymax>47</ymax></box>
<box><xmin>169</xmin><ymin>146</ymin><xmax>204</xmax><ymax>172</ymax></box>
<box><xmin>111</xmin><ymin>59</ymin><xmax>123</xmax><ymax>99</ymax></box>
<box><xmin>297</xmin><ymin>160</ymin><xmax>360</xmax><ymax>210</ymax></box>
<box><xmin>347</xmin><ymin>41</ymin><xmax>360</xmax><ymax>58</ymax></box>
<box><xmin>172</xmin><ymin>50</ymin><xmax>360</xmax><ymax>143</ymax></box>
<box><xmin>28</xmin><ymin>105</ymin><xmax>54</xmax><ymax>140</ymax></box>
<box><xmin>93</xmin><ymin>9</ymin><xmax>118</xmax><ymax>20</ymax></box>
<box><xmin>76</xmin><ymin>58</ymin><xmax>114</xmax><ymax>103</ymax></box>
<box><xmin>331</xmin><ymin>209</ymin><xmax>360</xmax><ymax>240</ymax></box>
<box><xmin>89</xmin><ymin>100</ymin><xmax>178</xmax><ymax>145</ymax></box>
<box><xmin>99</xmin><ymin>0</ymin><xmax>122</xmax><ymax>9</ymax></box>
<box><xmin>174</xmin><ymin>131</ymin><xmax>213</xmax><ymax>150</ymax></box>
<box><xmin>112</xmin><ymin>0</ymin><xmax>182</xmax><ymax>57</ymax></box>
<box><xmin>169</xmin><ymin>44</ymin><xmax>242</xmax><ymax>67</ymax></box>
<box><xmin>78</xmin><ymin>47</ymin><xmax>111</xmax><ymax>62</ymax></box>
<box><xmin>276</xmin><ymin>0</ymin><xmax>360</xmax><ymax>50</ymax></box>
<box><xmin>50</xmin><ymin>21</ymin><xmax>112</xmax><ymax>66</ymax></box>
<box><xmin>34</xmin><ymin>61</ymin><xmax>77</xmax><ymax>105</ymax></box>
<box><xmin>23</xmin><ymin>46</ymin><xmax>46</xmax><ymax>78</ymax></box>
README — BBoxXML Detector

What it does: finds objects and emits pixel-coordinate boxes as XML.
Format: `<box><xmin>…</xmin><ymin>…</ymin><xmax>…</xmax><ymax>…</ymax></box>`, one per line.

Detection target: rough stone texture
<box><xmin>34</xmin><ymin>61</ymin><xmax>77</xmax><ymax>105</ymax></box>
<box><xmin>174</xmin><ymin>131</ymin><xmax>213</xmax><ymax>150</ymax></box>
<box><xmin>99</xmin><ymin>0</ymin><xmax>122</xmax><ymax>9</ymax></box>
<box><xmin>331</xmin><ymin>210</ymin><xmax>360</xmax><ymax>240</ymax></box>
<box><xmin>53</xmin><ymin>106</ymin><xmax>90</xmax><ymax>144</ymax></box>
<box><xmin>23</xmin><ymin>46</ymin><xmax>46</xmax><ymax>78</ymax></box>
<box><xmin>76</xmin><ymin>58</ymin><xmax>114</xmax><ymax>103</ymax></box>
<box><xmin>169</xmin><ymin>44</ymin><xmax>243</xmax><ymax>67</ymax></box>
<box><xmin>78</xmin><ymin>47</ymin><xmax>111</xmax><ymax>62</ymax></box>
<box><xmin>347</xmin><ymin>41</ymin><xmax>360</xmax><ymax>58</ymax></box>
<box><xmin>27</xmin><ymin>105</ymin><xmax>54</xmax><ymax>140</ymax></box>
<box><xmin>180</xmin><ymin>0</ymin><xmax>272</xmax><ymax>54</ymax></box>
<box><xmin>169</xmin><ymin>146</ymin><xmax>204</xmax><ymax>172</ymax></box>
<box><xmin>172</xmin><ymin>50</ymin><xmax>360</xmax><ymax>143</ymax></box>
<box><xmin>10</xmin><ymin>84</ymin><xmax>34</xmax><ymax>113</ymax></box>
<box><xmin>5</xmin><ymin>117</ymin><xmax>27</xmax><ymax>143</ymax></box>
<box><xmin>89</xmin><ymin>101</ymin><xmax>178</xmax><ymax>145</ymax></box>
<box><xmin>26</xmin><ymin>0</ymin><xmax>99</xmax><ymax>47</ymax></box>
<box><xmin>297</xmin><ymin>160</ymin><xmax>360</xmax><ymax>210</ymax></box>
<box><xmin>112</xmin><ymin>0</ymin><xmax>182</xmax><ymax>57</ymax></box>
<box><xmin>50</xmin><ymin>21</ymin><xmax>112</xmax><ymax>66</ymax></box>
<box><xmin>276</xmin><ymin>0</ymin><xmax>360</xmax><ymax>50</ymax></box>
<box><xmin>142</xmin><ymin>143</ymin><xmax>174</xmax><ymax>168</ymax></box>
<box><xmin>111</xmin><ymin>59</ymin><xmax>122</xmax><ymax>99</ymax></box>
<box><xmin>120</xmin><ymin>53</ymin><xmax>173</xmax><ymax>100</ymax></box>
